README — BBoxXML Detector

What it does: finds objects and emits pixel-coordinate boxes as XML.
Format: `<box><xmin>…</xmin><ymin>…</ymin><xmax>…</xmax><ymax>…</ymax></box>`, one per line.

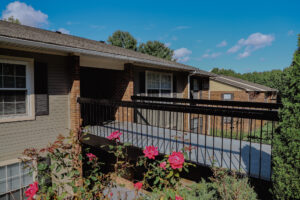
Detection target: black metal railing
<box><xmin>78</xmin><ymin>97</ymin><xmax>279</xmax><ymax>181</ymax></box>
<box><xmin>131</xmin><ymin>95</ymin><xmax>282</xmax><ymax>110</ymax></box>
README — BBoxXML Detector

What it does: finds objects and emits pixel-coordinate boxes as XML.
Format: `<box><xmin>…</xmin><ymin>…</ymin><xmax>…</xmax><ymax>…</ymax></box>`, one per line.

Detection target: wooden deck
<box><xmin>85</xmin><ymin>121</ymin><xmax>271</xmax><ymax>180</ymax></box>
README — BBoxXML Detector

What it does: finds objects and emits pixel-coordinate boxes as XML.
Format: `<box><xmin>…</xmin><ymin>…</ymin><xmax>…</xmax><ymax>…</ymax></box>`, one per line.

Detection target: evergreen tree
<box><xmin>272</xmin><ymin>35</ymin><xmax>300</xmax><ymax>199</ymax></box>
<box><xmin>107</xmin><ymin>30</ymin><xmax>137</xmax><ymax>50</ymax></box>
<box><xmin>138</xmin><ymin>41</ymin><xmax>174</xmax><ymax>61</ymax></box>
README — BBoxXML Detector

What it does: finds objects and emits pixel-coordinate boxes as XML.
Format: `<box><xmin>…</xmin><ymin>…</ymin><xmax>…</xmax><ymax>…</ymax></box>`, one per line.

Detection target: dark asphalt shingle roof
<box><xmin>0</xmin><ymin>21</ymin><xmax>277</xmax><ymax>92</ymax></box>
<box><xmin>0</xmin><ymin>20</ymin><xmax>199</xmax><ymax>72</ymax></box>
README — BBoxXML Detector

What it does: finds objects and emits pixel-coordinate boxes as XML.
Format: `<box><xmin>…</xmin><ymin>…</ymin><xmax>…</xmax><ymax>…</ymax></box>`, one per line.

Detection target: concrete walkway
<box><xmin>86</xmin><ymin>121</ymin><xmax>271</xmax><ymax>180</ymax></box>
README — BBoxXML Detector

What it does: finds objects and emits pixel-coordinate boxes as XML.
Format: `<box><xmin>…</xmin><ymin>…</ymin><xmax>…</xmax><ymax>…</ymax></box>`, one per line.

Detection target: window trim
<box><xmin>0</xmin><ymin>55</ymin><xmax>35</xmax><ymax>123</ymax></box>
<box><xmin>145</xmin><ymin>71</ymin><xmax>173</xmax><ymax>97</ymax></box>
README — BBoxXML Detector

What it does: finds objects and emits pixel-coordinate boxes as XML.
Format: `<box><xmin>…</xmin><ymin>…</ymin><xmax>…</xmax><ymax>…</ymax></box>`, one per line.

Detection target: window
<box><xmin>0</xmin><ymin>57</ymin><xmax>34</xmax><ymax>122</ymax></box>
<box><xmin>0</xmin><ymin>162</ymin><xmax>33</xmax><ymax>200</ymax></box>
<box><xmin>191</xmin><ymin>79</ymin><xmax>199</xmax><ymax>99</ymax></box>
<box><xmin>223</xmin><ymin>93</ymin><xmax>233</xmax><ymax>100</ymax></box>
<box><xmin>193</xmin><ymin>79</ymin><xmax>199</xmax><ymax>91</ymax></box>
<box><xmin>146</xmin><ymin>71</ymin><xmax>172</xmax><ymax>97</ymax></box>
<box><xmin>222</xmin><ymin>93</ymin><xmax>233</xmax><ymax>123</ymax></box>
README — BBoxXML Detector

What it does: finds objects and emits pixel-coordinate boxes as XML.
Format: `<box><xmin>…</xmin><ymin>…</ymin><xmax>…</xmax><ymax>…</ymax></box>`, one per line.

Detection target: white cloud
<box><xmin>202</xmin><ymin>52</ymin><xmax>222</xmax><ymax>59</ymax></box>
<box><xmin>2</xmin><ymin>1</ymin><xmax>48</xmax><ymax>27</ymax></box>
<box><xmin>173</xmin><ymin>48</ymin><xmax>192</xmax><ymax>62</ymax></box>
<box><xmin>227</xmin><ymin>44</ymin><xmax>241</xmax><ymax>53</ymax></box>
<box><xmin>164</xmin><ymin>42</ymin><xmax>171</xmax><ymax>47</ymax></box>
<box><xmin>173</xmin><ymin>26</ymin><xmax>190</xmax><ymax>30</ymax></box>
<box><xmin>57</xmin><ymin>28</ymin><xmax>70</xmax><ymax>34</ymax></box>
<box><xmin>216</xmin><ymin>40</ymin><xmax>227</xmax><ymax>47</ymax></box>
<box><xmin>227</xmin><ymin>33</ymin><xmax>275</xmax><ymax>58</ymax></box>
<box><xmin>287</xmin><ymin>30</ymin><xmax>294</xmax><ymax>36</ymax></box>
<box><xmin>238</xmin><ymin>51</ymin><xmax>250</xmax><ymax>58</ymax></box>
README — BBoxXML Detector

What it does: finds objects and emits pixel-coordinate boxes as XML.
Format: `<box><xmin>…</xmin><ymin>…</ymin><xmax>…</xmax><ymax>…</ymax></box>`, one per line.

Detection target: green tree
<box><xmin>107</xmin><ymin>30</ymin><xmax>137</xmax><ymax>50</ymax></box>
<box><xmin>138</xmin><ymin>41</ymin><xmax>174</xmax><ymax>61</ymax></box>
<box><xmin>272</xmin><ymin>35</ymin><xmax>300</xmax><ymax>199</ymax></box>
<box><xmin>3</xmin><ymin>16</ymin><xmax>21</xmax><ymax>24</ymax></box>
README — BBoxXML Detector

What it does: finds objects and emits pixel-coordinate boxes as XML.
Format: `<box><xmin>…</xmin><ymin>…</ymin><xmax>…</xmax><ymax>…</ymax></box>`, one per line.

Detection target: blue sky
<box><xmin>1</xmin><ymin>0</ymin><xmax>299</xmax><ymax>73</ymax></box>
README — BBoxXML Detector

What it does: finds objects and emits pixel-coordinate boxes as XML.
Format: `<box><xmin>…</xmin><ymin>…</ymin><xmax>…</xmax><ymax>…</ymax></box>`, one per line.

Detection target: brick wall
<box><xmin>69</xmin><ymin>56</ymin><xmax>81</xmax><ymax>131</ymax></box>
<box><xmin>113</xmin><ymin>64</ymin><xmax>134</xmax><ymax>123</ymax></box>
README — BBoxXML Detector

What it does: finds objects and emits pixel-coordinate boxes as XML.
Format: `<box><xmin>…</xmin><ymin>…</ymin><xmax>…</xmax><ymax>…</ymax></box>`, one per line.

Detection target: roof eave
<box><xmin>0</xmin><ymin>35</ymin><xmax>195</xmax><ymax>72</ymax></box>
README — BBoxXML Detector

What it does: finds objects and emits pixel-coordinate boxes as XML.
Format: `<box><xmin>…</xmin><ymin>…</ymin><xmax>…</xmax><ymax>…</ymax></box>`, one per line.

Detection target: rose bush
<box><xmin>137</xmin><ymin>145</ymin><xmax>194</xmax><ymax>190</ymax></box>
<box><xmin>21</xmin><ymin>129</ymin><xmax>257</xmax><ymax>200</ymax></box>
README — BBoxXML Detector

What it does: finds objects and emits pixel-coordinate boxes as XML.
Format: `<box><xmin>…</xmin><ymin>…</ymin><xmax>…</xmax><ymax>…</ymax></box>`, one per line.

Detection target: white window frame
<box><xmin>145</xmin><ymin>71</ymin><xmax>173</xmax><ymax>97</ymax></box>
<box><xmin>0</xmin><ymin>159</ymin><xmax>34</xmax><ymax>200</ymax></box>
<box><xmin>0</xmin><ymin>56</ymin><xmax>35</xmax><ymax>123</ymax></box>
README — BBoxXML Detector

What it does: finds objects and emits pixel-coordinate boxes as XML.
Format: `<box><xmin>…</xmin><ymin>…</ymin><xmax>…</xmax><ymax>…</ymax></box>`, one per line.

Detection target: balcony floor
<box><xmin>85</xmin><ymin>121</ymin><xmax>271</xmax><ymax>180</ymax></box>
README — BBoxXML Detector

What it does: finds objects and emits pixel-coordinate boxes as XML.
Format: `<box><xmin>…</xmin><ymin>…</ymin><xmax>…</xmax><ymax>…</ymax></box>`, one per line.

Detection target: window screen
<box><xmin>0</xmin><ymin>162</ymin><xmax>33</xmax><ymax>200</ymax></box>
<box><xmin>146</xmin><ymin>72</ymin><xmax>172</xmax><ymax>97</ymax></box>
<box><xmin>0</xmin><ymin>63</ymin><xmax>27</xmax><ymax>118</ymax></box>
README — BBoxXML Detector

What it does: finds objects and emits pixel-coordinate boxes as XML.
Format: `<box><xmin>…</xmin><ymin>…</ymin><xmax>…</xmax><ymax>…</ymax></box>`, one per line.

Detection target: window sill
<box><xmin>0</xmin><ymin>116</ymin><xmax>35</xmax><ymax>124</ymax></box>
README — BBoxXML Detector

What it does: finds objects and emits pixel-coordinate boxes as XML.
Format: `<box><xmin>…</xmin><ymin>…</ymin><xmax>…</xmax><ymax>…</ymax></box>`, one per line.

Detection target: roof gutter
<box><xmin>0</xmin><ymin>35</ymin><xmax>194</xmax><ymax>71</ymax></box>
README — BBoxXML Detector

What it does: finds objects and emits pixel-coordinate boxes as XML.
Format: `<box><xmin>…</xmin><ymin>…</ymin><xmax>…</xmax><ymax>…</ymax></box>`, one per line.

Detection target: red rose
<box><xmin>168</xmin><ymin>152</ymin><xmax>184</xmax><ymax>169</ymax></box>
<box><xmin>86</xmin><ymin>153</ymin><xmax>97</xmax><ymax>162</ymax></box>
<box><xmin>107</xmin><ymin>131</ymin><xmax>122</xmax><ymax>141</ymax></box>
<box><xmin>25</xmin><ymin>181</ymin><xmax>38</xmax><ymax>200</ymax></box>
<box><xmin>134</xmin><ymin>182</ymin><xmax>143</xmax><ymax>190</ymax></box>
<box><xmin>175</xmin><ymin>195</ymin><xmax>184</xmax><ymax>200</ymax></box>
<box><xmin>143</xmin><ymin>146</ymin><xmax>159</xmax><ymax>159</ymax></box>
<box><xmin>160</xmin><ymin>161</ymin><xmax>167</xmax><ymax>170</ymax></box>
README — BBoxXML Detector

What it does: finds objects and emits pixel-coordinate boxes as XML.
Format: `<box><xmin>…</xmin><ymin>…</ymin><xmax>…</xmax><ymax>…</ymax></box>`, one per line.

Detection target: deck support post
<box><xmin>69</xmin><ymin>55</ymin><xmax>83</xmax><ymax>189</ymax></box>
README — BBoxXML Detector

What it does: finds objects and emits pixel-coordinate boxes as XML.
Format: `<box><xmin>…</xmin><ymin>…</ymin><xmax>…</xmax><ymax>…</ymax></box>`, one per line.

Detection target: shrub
<box><xmin>21</xmin><ymin>129</ymin><xmax>258</xmax><ymax>200</ymax></box>
<box><xmin>22</xmin><ymin>130</ymin><xmax>113</xmax><ymax>199</ymax></box>
<box><xmin>272</xmin><ymin>35</ymin><xmax>300</xmax><ymax>199</ymax></box>
<box><xmin>143</xmin><ymin>168</ymin><xmax>257</xmax><ymax>200</ymax></box>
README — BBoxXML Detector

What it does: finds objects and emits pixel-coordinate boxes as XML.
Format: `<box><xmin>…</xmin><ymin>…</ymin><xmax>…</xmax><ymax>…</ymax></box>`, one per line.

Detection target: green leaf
<box><xmin>37</xmin><ymin>163</ymin><xmax>47</xmax><ymax>171</ymax></box>
<box><xmin>154</xmin><ymin>176</ymin><xmax>160</xmax><ymax>185</ymax></box>
<box><xmin>78</xmin><ymin>154</ymin><xmax>83</xmax><ymax>161</ymax></box>
<box><xmin>166</xmin><ymin>171</ymin><xmax>173</xmax><ymax>179</ymax></box>
<box><xmin>85</xmin><ymin>179</ymin><xmax>91</xmax><ymax>186</ymax></box>
<box><xmin>56</xmin><ymin>165</ymin><xmax>62</xmax><ymax>173</ymax></box>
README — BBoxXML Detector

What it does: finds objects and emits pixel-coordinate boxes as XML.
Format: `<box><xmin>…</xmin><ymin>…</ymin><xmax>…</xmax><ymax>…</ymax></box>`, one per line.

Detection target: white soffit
<box><xmin>80</xmin><ymin>55</ymin><xmax>124</xmax><ymax>70</ymax></box>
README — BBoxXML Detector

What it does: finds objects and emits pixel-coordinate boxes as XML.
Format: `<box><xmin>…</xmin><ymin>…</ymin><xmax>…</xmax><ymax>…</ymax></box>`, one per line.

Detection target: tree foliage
<box><xmin>272</xmin><ymin>35</ymin><xmax>300</xmax><ymax>199</ymax></box>
<box><xmin>107</xmin><ymin>30</ymin><xmax>137</xmax><ymax>50</ymax></box>
<box><xmin>3</xmin><ymin>16</ymin><xmax>21</xmax><ymax>24</ymax></box>
<box><xmin>138</xmin><ymin>41</ymin><xmax>174</xmax><ymax>61</ymax></box>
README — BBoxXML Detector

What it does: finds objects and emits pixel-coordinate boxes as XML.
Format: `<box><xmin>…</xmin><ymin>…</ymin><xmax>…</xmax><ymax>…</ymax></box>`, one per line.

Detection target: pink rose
<box><xmin>143</xmin><ymin>146</ymin><xmax>159</xmax><ymax>159</ymax></box>
<box><xmin>175</xmin><ymin>195</ymin><xmax>184</xmax><ymax>200</ymax></box>
<box><xmin>160</xmin><ymin>161</ymin><xmax>167</xmax><ymax>170</ymax></box>
<box><xmin>107</xmin><ymin>131</ymin><xmax>122</xmax><ymax>141</ymax></box>
<box><xmin>86</xmin><ymin>153</ymin><xmax>97</xmax><ymax>162</ymax></box>
<box><xmin>25</xmin><ymin>181</ymin><xmax>38</xmax><ymax>200</ymax></box>
<box><xmin>168</xmin><ymin>152</ymin><xmax>184</xmax><ymax>169</ymax></box>
<box><xmin>134</xmin><ymin>182</ymin><xmax>143</xmax><ymax>190</ymax></box>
